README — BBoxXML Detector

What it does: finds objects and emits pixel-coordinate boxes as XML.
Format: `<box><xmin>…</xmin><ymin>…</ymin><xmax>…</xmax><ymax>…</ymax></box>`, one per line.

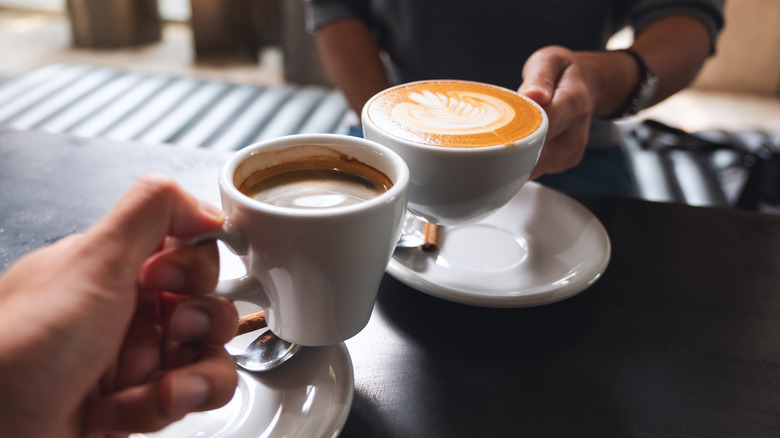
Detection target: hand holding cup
<box><xmin>194</xmin><ymin>134</ymin><xmax>409</xmax><ymax>346</ymax></box>
<box><xmin>362</xmin><ymin>80</ymin><xmax>548</xmax><ymax>226</ymax></box>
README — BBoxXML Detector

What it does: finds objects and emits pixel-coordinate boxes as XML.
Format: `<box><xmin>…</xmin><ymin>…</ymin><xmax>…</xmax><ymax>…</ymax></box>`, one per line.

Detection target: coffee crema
<box><xmin>239</xmin><ymin>157</ymin><xmax>392</xmax><ymax>209</ymax></box>
<box><xmin>365</xmin><ymin>80</ymin><xmax>542</xmax><ymax>148</ymax></box>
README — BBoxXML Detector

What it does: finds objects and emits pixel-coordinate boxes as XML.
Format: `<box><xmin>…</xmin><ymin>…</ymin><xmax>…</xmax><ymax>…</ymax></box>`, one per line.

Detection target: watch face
<box><xmin>634</xmin><ymin>72</ymin><xmax>658</xmax><ymax>113</ymax></box>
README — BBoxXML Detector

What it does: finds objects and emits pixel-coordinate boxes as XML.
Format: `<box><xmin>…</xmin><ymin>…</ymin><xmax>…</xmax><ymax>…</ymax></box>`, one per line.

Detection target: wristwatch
<box><xmin>609</xmin><ymin>48</ymin><xmax>658</xmax><ymax>118</ymax></box>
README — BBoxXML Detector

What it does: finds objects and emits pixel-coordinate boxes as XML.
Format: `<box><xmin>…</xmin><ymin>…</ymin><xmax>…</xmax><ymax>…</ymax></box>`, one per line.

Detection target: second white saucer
<box><xmin>387</xmin><ymin>182</ymin><xmax>611</xmax><ymax>308</ymax></box>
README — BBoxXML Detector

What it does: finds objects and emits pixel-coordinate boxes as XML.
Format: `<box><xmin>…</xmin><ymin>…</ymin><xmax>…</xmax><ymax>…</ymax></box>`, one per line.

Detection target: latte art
<box><xmin>366</xmin><ymin>80</ymin><xmax>542</xmax><ymax>148</ymax></box>
<box><xmin>394</xmin><ymin>90</ymin><xmax>516</xmax><ymax>136</ymax></box>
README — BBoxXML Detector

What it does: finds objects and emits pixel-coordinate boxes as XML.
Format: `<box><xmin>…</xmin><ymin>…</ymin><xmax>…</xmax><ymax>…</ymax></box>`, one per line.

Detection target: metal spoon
<box><xmin>232</xmin><ymin>330</ymin><xmax>302</xmax><ymax>372</ymax></box>
<box><xmin>231</xmin><ymin>311</ymin><xmax>303</xmax><ymax>372</ymax></box>
<box><xmin>397</xmin><ymin>230</ymin><xmax>426</xmax><ymax>248</ymax></box>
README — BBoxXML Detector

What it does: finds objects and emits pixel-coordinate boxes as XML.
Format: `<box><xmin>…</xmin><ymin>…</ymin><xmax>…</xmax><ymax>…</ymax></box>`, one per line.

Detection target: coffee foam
<box><xmin>242</xmin><ymin>168</ymin><xmax>386</xmax><ymax>209</ymax></box>
<box><xmin>236</xmin><ymin>150</ymin><xmax>393</xmax><ymax>210</ymax></box>
<box><xmin>366</xmin><ymin>81</ymin><xmax>542</xmax><ymax>148</ymax></box>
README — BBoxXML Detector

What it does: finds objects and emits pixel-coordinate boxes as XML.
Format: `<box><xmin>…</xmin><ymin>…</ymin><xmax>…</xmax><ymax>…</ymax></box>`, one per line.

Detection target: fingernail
<box><xmin>171</xmin><ymin>375</ymin><xmax>210</xmax><ymax>414</ymax></box>
<box><xmin>519</xmin><ymin>85</ymin><xmax>551</xmax><ymax>103</ymax></box>
<box><xmin>170</xmin><ymin>305</ymin><xmax>211</xmax><ymax>339</ymax></box>
<box><xmin>198</xmin><ymin>199</ymin><xmax>224</xmax><ymax>220</ymax></box>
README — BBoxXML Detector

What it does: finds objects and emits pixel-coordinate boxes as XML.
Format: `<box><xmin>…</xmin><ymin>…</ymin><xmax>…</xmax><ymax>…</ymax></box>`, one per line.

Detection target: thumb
<box><xmin>518</xmin><ymin>81</ymin><xmax>553</xmax><ymax>107</ymax></box>
<box><xmin>518</xmin><ymin>46</ymin><xmax>572</xmax><ymax>107</ymax></box>
<box><xmin>85</xmin><ymin>174</ymin><xmax>224</xmax><ymax>278</ymax></box>
<box><xmin>84</xmin><ymin>344</ymin><xmax>237</xmax><ymax>434</ymax></box>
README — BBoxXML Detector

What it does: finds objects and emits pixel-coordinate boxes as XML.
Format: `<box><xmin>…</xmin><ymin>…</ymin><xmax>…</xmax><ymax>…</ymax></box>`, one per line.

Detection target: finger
<box><xmin>139</xmin><ymin>241</ymin><xmax>220</xmax><ymax>296</ymax></box>
<box><xmin>530</xmin><ymin>119</ymin><xmax>590</xmax><ymax>179</ymax></box>
<box><xmin>532</xmin><ymin>125</ymin><xmax>588</xmax><ymax>178</ymax></box>
<box><xmin>85</xmin><ymin>345</ymin><xmax>237</xmax><ymax>434</ymax></box>
<box><xmin>528</xmin><ymin>58</ymin><xmax>592</xmax><ymax>179</ymax></box>
<box><xmin>518</xmin><ymin>46</ymin><xmax>573</xmax><ymax>106</ymax></box>
<box><xmin>102</xmin><ymin>292</ymin><xmax>237</xmax><ymax>399</ymax></box>
<box><xmin>107</xmin><ymin>290</ymin><xmax>164</xmax><ymax>390</ymax></box>
<box><xmin>163</xmin><ymin>346</ymin><xmax>238</xmax><ymax>418</ymax></box>
<box><xmin>163</xmin><ymin>296</ymin><xmax>239</xmax><ymax>345</ymax></box>
<box><xmin>86</xmin><ymin>175</ymin><xmax>224</xmax><ymax>275</ymax></box>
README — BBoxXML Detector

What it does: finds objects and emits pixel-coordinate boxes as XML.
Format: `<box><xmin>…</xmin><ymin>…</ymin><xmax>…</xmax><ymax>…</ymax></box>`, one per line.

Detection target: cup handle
<box><xmin>190</xmin><ymin>218</ymin><xmax>248</xmax><ymax>256</ymax></box>
<box><xmin>189</xmin><ymin>219</ymin><xmax>270</xmax><ymax>308</ymax></box>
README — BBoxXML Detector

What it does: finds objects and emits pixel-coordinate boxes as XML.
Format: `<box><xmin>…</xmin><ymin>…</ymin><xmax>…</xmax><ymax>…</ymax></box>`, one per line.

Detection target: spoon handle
<box><xmin>237</xmin><ymin>311</ymin><xmax>267</xmax><ymax>336</ymax></box>
<box><xmin>422</xmin><ymin>222</ymin><xmax>439</xmax><ymax>252</ymax></box>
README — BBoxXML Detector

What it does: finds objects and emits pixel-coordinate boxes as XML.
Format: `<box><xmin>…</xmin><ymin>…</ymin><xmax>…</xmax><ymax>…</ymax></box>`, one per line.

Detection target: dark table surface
<box><xmin>2</xmin><ymin>129</ymin><xmax>780</xmax><ymax>438</ymax></box>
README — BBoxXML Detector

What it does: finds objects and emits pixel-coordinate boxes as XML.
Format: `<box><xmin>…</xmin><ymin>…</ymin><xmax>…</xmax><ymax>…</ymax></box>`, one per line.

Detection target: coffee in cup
<box><xmin>237</xmin><ymin>150</ymin><xmax>393</xmax><ymax>209</ymax></box>
<box><xmin>193</xmin><ymin>135</ymin><xmax>409</xmax><ymax>346</ymax></box>
<box><xmin>362</xmin><ymin>80</ymin><xmax>548</xmax><ymax>225</ymax></box>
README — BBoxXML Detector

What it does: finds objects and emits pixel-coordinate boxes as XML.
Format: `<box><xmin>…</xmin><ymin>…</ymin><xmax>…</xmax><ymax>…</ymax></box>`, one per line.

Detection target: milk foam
<box><xmin>393</xmin><ymin>90</ymin><xmax>516</xmax><ymax>135</ymax></box>
<box><xmin>366</xmin><ymin>80</ymin><xmax>542</xmax><ymax>148</ymax></box>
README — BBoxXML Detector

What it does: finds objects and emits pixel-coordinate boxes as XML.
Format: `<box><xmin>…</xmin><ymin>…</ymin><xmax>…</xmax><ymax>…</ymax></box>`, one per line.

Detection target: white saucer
<box><xmin>387</xmin><ymin>182</ymin><xmax>610</xmax><ymax>308</ymax></box>
<box><xmin>133</xmin><ymin>317</ymin><xmax>354</xmax><ymax>438</ymax></box>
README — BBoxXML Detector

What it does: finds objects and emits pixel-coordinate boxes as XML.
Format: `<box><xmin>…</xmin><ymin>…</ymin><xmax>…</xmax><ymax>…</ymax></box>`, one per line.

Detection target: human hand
<box><xmin>0</xmin><ymin>175</ymin><xmax>239</xmax><ymax>438</ymax></box>
<box><xmin>519</xmin><ymin>45</ymin><xmax>600</xmax><ymax>179</ymax></box>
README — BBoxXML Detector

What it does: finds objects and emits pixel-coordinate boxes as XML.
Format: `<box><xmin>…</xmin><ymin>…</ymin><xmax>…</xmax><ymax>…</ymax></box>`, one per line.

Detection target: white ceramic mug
<box><xmin>361</xmin><ymin>80</ymin><xmax>548</xmax><ymax>226</ymax></box>
<box><xmin>197</xmin><ymin>134</ymin><xmax>409</xmax><ymax>346</ymax></box>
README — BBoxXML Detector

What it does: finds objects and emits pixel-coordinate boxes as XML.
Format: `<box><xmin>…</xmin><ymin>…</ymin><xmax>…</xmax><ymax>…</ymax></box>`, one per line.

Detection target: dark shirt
<box><xmin>305</xmin><ymin>0</ymin><xmax>724</xmax><ymax>91</ymax></box>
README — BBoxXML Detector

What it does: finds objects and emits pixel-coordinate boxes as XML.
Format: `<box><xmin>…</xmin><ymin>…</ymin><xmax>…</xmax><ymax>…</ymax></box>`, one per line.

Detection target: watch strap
<box><xmin>608</xmin><ymin>48</ymin><xmax>658</xmax><ymax>119</ymax></box>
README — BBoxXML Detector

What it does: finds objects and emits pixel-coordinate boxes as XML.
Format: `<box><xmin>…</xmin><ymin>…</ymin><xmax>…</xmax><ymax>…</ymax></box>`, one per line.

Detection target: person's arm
<box><xmin>314</xmin><ymin>18</ymin><xmax>391</xmax><ymax>115</ymax></box>
<box><xmin>589</xmin><ymin>14</ymin><xmax>713</xmax><ymax>117</ymax></box>
<box><xmin>520</xmin><ymin>14</ymin><xmax>713</xmax><ymax>178</ymax></box>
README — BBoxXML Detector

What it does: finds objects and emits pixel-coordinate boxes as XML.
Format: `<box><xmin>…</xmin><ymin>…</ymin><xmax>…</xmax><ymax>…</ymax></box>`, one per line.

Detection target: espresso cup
<box><xmin>197</xmin><ymin>134</ymin><xmax>409</xmax><ymax>346</ymax></box>
<box><xmin>361</xmin><ymin>79</ymin><xmax>548</xmax><ymax>225</ymax></box>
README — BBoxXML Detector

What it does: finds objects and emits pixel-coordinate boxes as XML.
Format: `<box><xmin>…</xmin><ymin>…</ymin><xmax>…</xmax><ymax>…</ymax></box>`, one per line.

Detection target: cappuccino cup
<box><xmin>196</xmin><ymin>134</ymin><xmax>409</xmax><ymax>346</ymax></box>
<box><xmin>361</xmin><ymin>80</ymin><xmax>548</xmax><ymax>225</ymax></box>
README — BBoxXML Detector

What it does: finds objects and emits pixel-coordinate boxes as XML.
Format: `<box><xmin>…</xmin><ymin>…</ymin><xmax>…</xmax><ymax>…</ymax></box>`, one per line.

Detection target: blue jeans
<box><xmin>348</xmin><ymin>126</ymin><xmax>634</xmax><ymax>197</ymax></box>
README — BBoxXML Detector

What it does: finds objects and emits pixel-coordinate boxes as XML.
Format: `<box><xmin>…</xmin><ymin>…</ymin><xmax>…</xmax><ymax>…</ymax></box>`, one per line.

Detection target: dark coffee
<box><xmin>239</xmin><ymin>157</ymin><xmax>392</xmax><ymax>209</ymax></box>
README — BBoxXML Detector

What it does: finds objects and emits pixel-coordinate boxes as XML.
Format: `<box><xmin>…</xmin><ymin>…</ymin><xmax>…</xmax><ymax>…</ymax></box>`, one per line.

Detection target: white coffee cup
<box><xmin>361</xmin><ymin>80</ymin><xmax>548</xmax><ymax>226</ymax></box>
<box><xmin>197</xmin><ymin>134</ymin><xmax>409</xmax><ymax>346</ymax></box>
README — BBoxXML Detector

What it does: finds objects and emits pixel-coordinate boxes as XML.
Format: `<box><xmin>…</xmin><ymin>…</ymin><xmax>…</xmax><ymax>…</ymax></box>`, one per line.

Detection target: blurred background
<box><xmin>0</xmin><ymin>0</ymin><xmax>778</xmax><ymax>210</ymax></box>
<box><xmin>1</xmin><ymin>0</ymin><xmax>778</xmax><ymax>131</ymax></box>
<box><xmin>0</xmin><ymin>0</ymin><xmax>323</xmax><ymax>86</ymax></box>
